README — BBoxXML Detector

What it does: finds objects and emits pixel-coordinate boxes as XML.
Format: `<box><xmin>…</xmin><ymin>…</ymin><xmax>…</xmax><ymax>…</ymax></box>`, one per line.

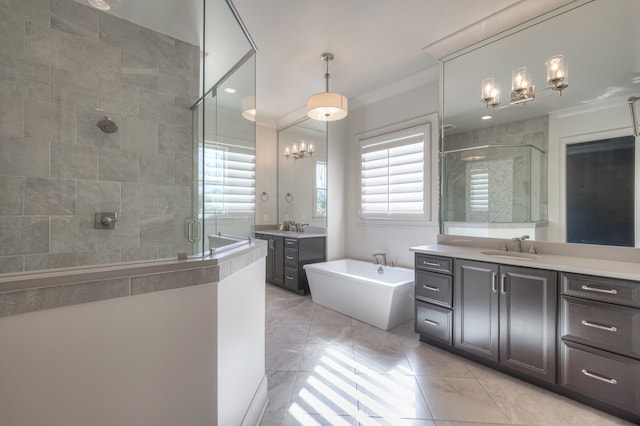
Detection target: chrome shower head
<box><xmin>97</xmin><ymin>116</ymin><xmax>118</xmax><ymax>134</ymax></box>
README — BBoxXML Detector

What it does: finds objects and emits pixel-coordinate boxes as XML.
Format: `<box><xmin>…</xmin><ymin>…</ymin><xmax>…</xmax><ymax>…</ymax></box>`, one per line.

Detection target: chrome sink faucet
<box><xmin>512</xmin><ymin>235</ymin><xmax>530</xmax><ymax>253</ymax></box>
<box><xmin>372</xmin><ymin>252</ymin><xmax>387</xmax><ymax>266</ymax></box>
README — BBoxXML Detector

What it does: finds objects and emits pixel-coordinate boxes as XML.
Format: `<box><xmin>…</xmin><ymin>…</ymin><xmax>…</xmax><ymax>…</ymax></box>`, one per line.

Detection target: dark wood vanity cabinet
<box><xmin>255</xmin><ymin>234</ymin><xmax>284</xmax><ymax>285</ymax></box>
<box><xmin>256</xmin><ymin>233</ymin><xmax>325</xmax><ymax>294</ymax></box>
<box><xmin>559</xmin><ymin>273</ymin><xmax>640</xmax><ymax>416</ymax></box>
<box><xmin>414</xmin><ymin>254</ymin><xmax>454</xmax><ymax>346</ymax></box>
<box><xmin>453</xmin><ymin>259</ymin><xmax>557</xmax><ymax>384</ymax></box>
<box><xmin>414</xmin><ymin>252</ymin><xmax>640</xmax><ymax>422</ymax></box>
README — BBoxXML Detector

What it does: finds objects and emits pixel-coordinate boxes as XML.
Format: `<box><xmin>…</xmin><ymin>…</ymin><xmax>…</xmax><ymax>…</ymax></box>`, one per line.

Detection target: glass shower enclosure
<box><xmin>191</xmin><ymin>53</ymin><xmax>256</xmax><ymax>255</ymax></box>
<box><xmin>442</xmin><ymin>144</ymin><xmax>545</xmax><ymax>239</ymax></box>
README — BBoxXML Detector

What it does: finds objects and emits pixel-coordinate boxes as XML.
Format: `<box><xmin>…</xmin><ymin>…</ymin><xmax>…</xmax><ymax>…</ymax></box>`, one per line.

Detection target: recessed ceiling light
<box><xmin>224</xmin><ymin>87</ymin><xmax>236</xmax><ymax>94</ymax></box>
<box><xmin>88</xmin><ymin>0</ymin><xmax>111</xmax><ymax>11</ymax></box>
<box><xmin>481</xmin><ymin>115</ymin><xmax>492</xmax><ymax>120</ymax></box>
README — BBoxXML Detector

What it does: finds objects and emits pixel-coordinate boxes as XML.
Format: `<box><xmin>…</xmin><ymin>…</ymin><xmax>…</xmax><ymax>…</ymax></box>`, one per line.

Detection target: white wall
<box><xmin>0</xmin><ymin>260</ymin><xmax>267</xmax><ymax>426</ymax></box>
<box><xmin>327</xmin><ymin>119</ymin><xmax>348</xmax><ymax>260</ymax></box>
<box><xmin>256</xmin><ymin>123</ymin><xmax>278</xmax><ymax>226</ymax></box>
<box><xmin>345</xmin><ymin>81</ymin><xmax>441</xmax><ymax>267</ymax></box>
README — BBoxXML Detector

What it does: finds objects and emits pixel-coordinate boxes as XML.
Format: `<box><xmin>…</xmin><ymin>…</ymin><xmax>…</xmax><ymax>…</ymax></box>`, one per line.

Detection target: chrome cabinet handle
<box><xmin>268</xmin><ymin>239</ymin><xmax>274</xmax><ymax>249</ymax></box>
<box><xmin>491</xmin><ymin>272</ymin><xmax>497</xmax><ymax>293</ymax></box>
<box><xmin>581</xmin><ymin>320</ymin><xmax>618</xmax><ymax>332</ymax></box>
<box><xmin>422</xmin><ymin>284</ymin><xmax>440</xmax><ymax>292</ymax></box>
<box><xmin>581</xmin><ymin>369</ymin><xmax>618</xmax><ymax>385</ymax></box>
<box><xmin>581</xmin><ymin>285</ymin><xmax>618</xmax><ymax>295</ymax></box>
<box><xmin>423</xmin><ymin>319</ymin><xmax>439</xmax><ymax>327</ymax></box>
<box><xmin>286</xmin><ymin>275</ymin><xmax>294</xmax><ymax>280</ymax></box>
<box><xmin>286</xmin><ymin>256</ymin><xmax>295</xmax><ymax>260</ymax></box>
<box><xmin>422</xmin><ymin>261</ymin><xmax>440</xmax><ymax>267</ymax></box>
<box><xmin>500</xmin><ymin>273</ymin><xmax>507</xmax><ymax>294</ymax></box>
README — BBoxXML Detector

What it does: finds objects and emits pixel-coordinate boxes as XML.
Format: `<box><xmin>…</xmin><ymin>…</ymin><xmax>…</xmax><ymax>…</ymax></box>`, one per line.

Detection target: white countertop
<box><xmin>411</xmin><ymin>243</ymin><xmax>640</xmax><ymax>282</ymax></box>
<box><xmin>255</xmin><ymin>230</ymin><xmax>326</xmax><ymax>239</ymax></box>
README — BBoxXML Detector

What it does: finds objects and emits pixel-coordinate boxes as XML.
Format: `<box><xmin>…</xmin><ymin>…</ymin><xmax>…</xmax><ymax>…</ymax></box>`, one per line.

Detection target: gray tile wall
<box><xmin>0</xmin><ymin>0</ymin><xmax>200</xmax><ymax>274</ymax></box>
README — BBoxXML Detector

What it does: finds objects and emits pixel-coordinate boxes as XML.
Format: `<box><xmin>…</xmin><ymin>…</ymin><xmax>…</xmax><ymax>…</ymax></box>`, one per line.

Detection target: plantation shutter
<box><xmin>361</xmin><ymin>127</ymin><xmax>425</xmax><ymax>217</ymax></box>
<box><xmin>469</xmin><ymin>167</ymin><xmax>489</xmax><ymax>212</ymax></box>
<box><xmin>202</xmin><ymin>142</ymin><xmax>255</xmax><ymax>215</ymax></box>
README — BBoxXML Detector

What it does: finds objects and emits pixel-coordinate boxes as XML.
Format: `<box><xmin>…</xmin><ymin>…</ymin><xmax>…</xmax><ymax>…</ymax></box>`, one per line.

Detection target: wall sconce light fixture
<box><xmin>481</xmin><ymin>54</ymin><xmax>569</xmax><ymax>111</ymax></box>
<box><xmin>284</xmin><ymin>140</ymin><xmax>315</xmax><ymax>160</ymax></box>
<box><xmin>307</xmin><ymin>52</ymin><xmax>348</xmax><ymax>121</ymax></box>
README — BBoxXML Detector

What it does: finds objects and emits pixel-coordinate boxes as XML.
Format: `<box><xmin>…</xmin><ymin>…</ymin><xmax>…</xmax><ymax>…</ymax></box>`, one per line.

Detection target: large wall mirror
<box><xmin>441</xmin><ymin>0</ymin><xmax>640</xmax><ymax>247</ymax></box>
<box><xmin>278</xmin><ymin>119</ymin><xmax>328</xmax><ymax>230</ymax></box>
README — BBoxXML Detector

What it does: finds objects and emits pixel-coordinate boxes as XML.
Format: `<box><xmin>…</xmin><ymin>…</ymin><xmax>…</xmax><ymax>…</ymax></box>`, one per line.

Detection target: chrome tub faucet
<box><xmin>372</xmin><ymin>252</ymin><xmax>387</xmax><ymax>266</ymax></box>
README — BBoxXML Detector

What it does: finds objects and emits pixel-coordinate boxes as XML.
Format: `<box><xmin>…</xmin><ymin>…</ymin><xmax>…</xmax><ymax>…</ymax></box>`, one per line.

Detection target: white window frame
<box><xmin>357</xmin><ymin>114</ymin><xmax>438</xmax><ymax>224</ymax></box>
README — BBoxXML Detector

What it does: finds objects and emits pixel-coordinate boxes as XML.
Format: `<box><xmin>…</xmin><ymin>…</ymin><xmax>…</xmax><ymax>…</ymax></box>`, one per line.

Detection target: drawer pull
<box><xmin>422</xmin><ymin>284</ymin><xmax>440</xmax><ymax>292</ymax></box>
<box><xmin>286</xmin><ymin>256</ymin><xmax>295</xmax><ymax>260</ymax></box>
<box><xmin>581</xmin><ymin>320</ymin><xmax>618</xmax><ymax>332</ymax></box>
<box><xmin>491</xmin><ymin>272</ymin><xmax>497</xmax><ymax>293</ymax></box>
<box><xmin>423</xmin><ymin>319</ymin><xmax>440</xmax><ymax>327</ymax></box>
<box><xmin>422</xmin><ymin>261</ymin><xmax>440</xmax><ymax>267</ymax></box>
<box><xmin>500</xmin><ymin>273</ymin><xmax>507</xmax><ymax>295</ymax></box>
<box><xmin>581</xmin><ymin>369</ymin><xmax>618</xmax><ymax>385</ymax></box>
<box><xmin>286</xmin><ymin>275</ymin><xmax>295</xmax><ymax>280</ymax></box>
<box><xmin>581</xmin><ymin>285</ymin><xmax>618</xmax><ymax>295</ymax></box>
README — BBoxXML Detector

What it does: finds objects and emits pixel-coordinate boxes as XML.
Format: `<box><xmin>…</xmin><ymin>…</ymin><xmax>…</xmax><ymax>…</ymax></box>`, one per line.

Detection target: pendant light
<box><xmin>307</xmin><ymin>52</ymin><xmax>348</xmax><ymax>121</ymax></box>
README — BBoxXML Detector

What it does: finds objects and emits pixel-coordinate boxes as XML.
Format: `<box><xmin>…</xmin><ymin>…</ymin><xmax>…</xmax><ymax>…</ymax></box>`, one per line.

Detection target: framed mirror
<box><xmin>277</xmin><ymin>119</ymin><xmax>328</xmax><ymax>230</ymax></box>
<box><xmin>441</xmin><ymin>0</ymin><xmax>640</xmax><ymax>247</ymax></box>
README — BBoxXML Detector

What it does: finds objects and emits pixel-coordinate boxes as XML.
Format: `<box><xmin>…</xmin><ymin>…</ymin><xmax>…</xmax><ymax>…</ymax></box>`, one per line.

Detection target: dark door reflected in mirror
<box><xmin>566</xmin><ymin>137</ymin><xmax>635</xmax><ymax>247</ymax></box>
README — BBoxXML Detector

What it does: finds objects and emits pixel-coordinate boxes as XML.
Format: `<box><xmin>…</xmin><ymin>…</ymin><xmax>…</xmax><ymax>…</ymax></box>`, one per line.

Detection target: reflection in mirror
<box><xmin>278</xmin><ymin>119</ymin><xmax>327</xmax><ymax>230</ymax></box>
<box><xmin>441</xmin><ymin>0</ymin><xmax>639</xmax><ymax>247</ymax></box>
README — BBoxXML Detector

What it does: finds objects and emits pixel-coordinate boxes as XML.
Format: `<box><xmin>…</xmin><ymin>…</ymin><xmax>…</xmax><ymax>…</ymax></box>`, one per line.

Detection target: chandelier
<box><xmin>481</xmin><ymin>54</ymin><xmax>568</xmax><ymax>111</ymax></box>
<box><xmin>307</xmin><ymin>53</ymin><xmax>348</xmax><ymax>121</ymax></box>
<box><xmin>284</xmin><ymin>140</ymin><xmax>314</xmax><ymax>160</ymax></box>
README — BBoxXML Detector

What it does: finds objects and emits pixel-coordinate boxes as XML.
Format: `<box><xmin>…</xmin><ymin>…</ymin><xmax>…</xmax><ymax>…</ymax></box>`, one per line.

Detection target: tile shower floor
<box><xmin>260</xmin><ymin>284</ymin><xmax>634</xmax><ymax>426</ymax></box>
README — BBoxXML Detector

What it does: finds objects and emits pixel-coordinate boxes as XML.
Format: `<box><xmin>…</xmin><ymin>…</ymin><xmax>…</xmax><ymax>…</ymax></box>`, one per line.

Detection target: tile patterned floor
<box><xmin>260</xmin><ymin>284</ymin><xmax>634</xmax><ymax>426</ymax></box>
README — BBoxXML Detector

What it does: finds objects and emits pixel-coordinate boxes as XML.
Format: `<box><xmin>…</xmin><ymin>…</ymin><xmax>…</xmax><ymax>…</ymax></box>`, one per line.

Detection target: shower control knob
<box><xmin>101</xmin><ymin>214</ymin><xmax>118</xmax><ymax>225</ymax></box>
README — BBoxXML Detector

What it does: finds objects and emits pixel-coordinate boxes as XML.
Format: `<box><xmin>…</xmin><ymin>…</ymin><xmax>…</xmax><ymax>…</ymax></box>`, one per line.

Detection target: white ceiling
<box><xmin>230</xmin><ymin>0</ymin><xmax>582</xmax><ymax>124</ymax></box>
<box><xmin>78</xmin><ymin>0</ymin><xmax>578</xmax><ymax>124</ymax></box>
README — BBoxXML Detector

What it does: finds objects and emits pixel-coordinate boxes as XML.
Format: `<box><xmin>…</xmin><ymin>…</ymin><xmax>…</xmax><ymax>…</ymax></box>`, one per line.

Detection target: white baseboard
<box><xmin>242</xmin><ymin>374</ymin><xmax>269</xmax><ymax>426</ymax></box>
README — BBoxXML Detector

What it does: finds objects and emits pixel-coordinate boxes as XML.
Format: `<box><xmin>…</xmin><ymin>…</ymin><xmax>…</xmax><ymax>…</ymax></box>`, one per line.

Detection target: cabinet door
<box><xmin>454</xmin><ymin>259</ymin><xmax>499</xmax><ymax>362</ymax></box>
<box><xmin>272</xmin><ymin>236</ymin><xmax>284</xmax><ymax>285</ymax></box>
<box><xmin>499</xmin><ymin>265</ymin><xmax>557</xmax><ymax>384</ymax></box>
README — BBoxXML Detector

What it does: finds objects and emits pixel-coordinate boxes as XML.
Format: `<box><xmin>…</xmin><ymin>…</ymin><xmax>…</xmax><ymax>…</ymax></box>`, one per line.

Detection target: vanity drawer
<box><xmin>561</xmin><ymin>273</ymin><xmax>640</xmax><ymax>308</ymax></box>
<box><xmin>415</xmin><ymin>254</ymin><xmax>453</xmax><ymax>275</ymax></box>
<box><xmin>284</xmin><ymin>266</ymin><xmax>299</xmax><ymax>290</ymax></box>
<box><xmin>284</xmin><ymin>238</ymin><xmax>298</xmax><ymax>248</ymax></box>
<box><xmin>560</xmin><ymin>340</ymin><xmax>640</xmax><ymax>415</ymax></box>
<box><xmin>415</xmin><ymin>300</ymin><xmax>452</xmax><ymax>345</ymax></box>
<box><xmin>561</xmin><ymin>296</ymin><xmax>640</xmax><ymax>359</ymax></box>
<box><xmin>284</xmin><ymin>248</ymin><xmax>298</xmax><ymax>267</ymax></box>
<box><xmin>415</xmin><ymin>270</ymin><xmax>452</xmax><ymax>307</ymax></box>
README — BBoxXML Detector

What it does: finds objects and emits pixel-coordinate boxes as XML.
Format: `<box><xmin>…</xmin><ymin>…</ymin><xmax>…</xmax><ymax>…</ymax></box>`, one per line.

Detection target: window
<box><xmin>360</xmin><ymin>123</ymin><xmax>432</xmax><ymax>220</ymax></box>
<box><xmin>200</xmin><ymin>142</ymin><xmax>255</xmax><ymax>217</ymax></box>
<box><xmin>314</xmin><ymin>160</ymin><xmax>327</xmax><ymax>218</ymax></box>
<box><xmin>469</xmin><ymin>167</ymin><xmax>489</xmax><ymax>212</ymax></box>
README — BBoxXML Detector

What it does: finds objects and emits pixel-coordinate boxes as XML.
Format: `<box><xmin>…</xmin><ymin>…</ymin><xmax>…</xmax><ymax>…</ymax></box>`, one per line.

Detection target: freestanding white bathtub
<box><xmin>303</xmin><ymin>259</ymin><xmax>414</xmax><ymax>330</ymax></box>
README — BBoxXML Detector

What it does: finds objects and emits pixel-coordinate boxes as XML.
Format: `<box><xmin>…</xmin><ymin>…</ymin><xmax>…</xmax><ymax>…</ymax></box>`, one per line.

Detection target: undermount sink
<box><xmin>481</xmin><ymin>250</ymin><xmax>537</xmax><ymax>260</ymax></box>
